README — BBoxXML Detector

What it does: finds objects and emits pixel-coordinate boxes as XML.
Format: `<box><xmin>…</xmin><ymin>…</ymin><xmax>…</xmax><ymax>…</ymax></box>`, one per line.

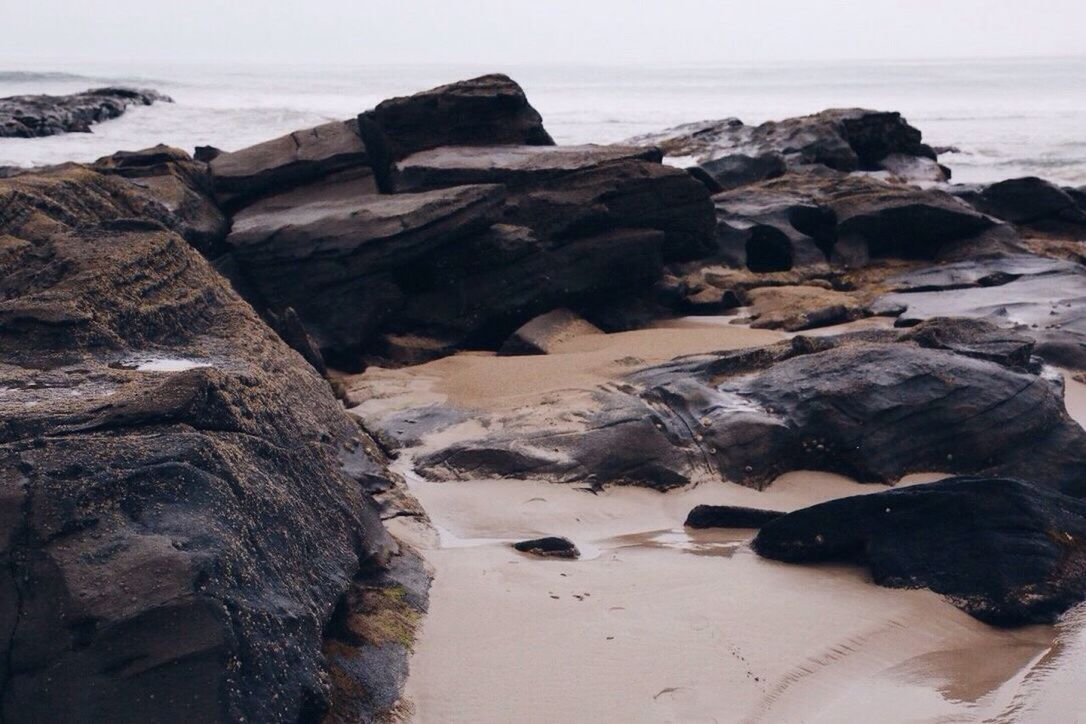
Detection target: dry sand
<box><xmin>345</xmin><ymin>319</ymin><xmax>1086</xmax><ymax>724</ymax></box>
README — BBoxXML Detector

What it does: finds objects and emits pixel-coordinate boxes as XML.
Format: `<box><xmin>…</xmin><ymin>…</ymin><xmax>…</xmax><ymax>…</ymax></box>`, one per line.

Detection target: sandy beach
<box><xmin>348</xmin><ymin>322</ymin><xmax>1086</xmax><ymax>723</ymax></box>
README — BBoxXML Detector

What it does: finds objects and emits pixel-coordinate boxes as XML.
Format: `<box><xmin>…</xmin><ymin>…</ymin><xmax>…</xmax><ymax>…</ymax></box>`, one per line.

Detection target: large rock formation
<box><xmin>406</xmin><ymin>320</ymin><xmax>1086</xmax><ymax>494</ymax></box>
<box><xmin>0</xmin><ymin>87</ymin><xmax>171</xmax><ymax>138</ymax></box>
<box><xmin>952</xmin><ymin>176</ymin><xmax>1086</xmax><ymax>239</ymax></box>
<box><xmin>0</xmin><ymin>163</ymin><xmax>422</xmax><ymax>721</ymax></box>
<box><xmin>753</xmin><ymin>477</ymin><xmax>1086</xmax><ymax>626</ymax></box>
<box><xmin>216</xmin><ymin>76</ymin><xmax>715</xmax><ymax>367</ymax></box>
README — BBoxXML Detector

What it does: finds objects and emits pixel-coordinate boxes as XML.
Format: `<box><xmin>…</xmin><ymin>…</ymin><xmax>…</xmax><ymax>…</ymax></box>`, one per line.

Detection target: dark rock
<box><xmin>685</xmin><ymin>505</ymin><xmax>783</xmax><ymax>529</ymax></box>
<box><xmin>92</xmin><ymin>144</ymin><xmax>229</xmax><ymax>256</ymax></box>
<box><xmin>684</xmin><ymin>165</ymin><xmax>724</xmax><ymax>193</ymax></box>
<box><xmin>681</xmin><ymin>287</ymin><xmax>742</xmax><ymax>315</ymax></box>
<box><xmin>630</xmin><ymin>108</ymin><xmax>936</xmax><ymax>172</ymax></box>
<box><xmin>901</xmin><ymin>317</ymin><xmax>1035</xmax><ymax>368</ymax></box>
<box><xmin>209</xmin><ymin>119</ymin><xmax>371</xmax><ymax>210</ymax></box>
<box><xmin>193</xmin><ymin>145</ymin><xmax>223</xmax><ymax>163</ymax></box>
<box><xmin>960</xmin><ymin>177</ymin><xmax>1086</xmax><ymax>237</ymax></box>
<box><xmin>224</xmin><ymin>175</ymin><xmax>505</xmax><ymax>362</ymax></box>
<box><xmin>753</xmin><ymin>477</ymin><xmax>1086</xmax><ymax>626</ymax></box>
<box><xmin>498</xmin><ymin>309</ymin><xmax>602</xmax><ymax>356</ymax></box>
<box><xmin>0</xmin><ymin>167</ymin><xmax>420</xmax><ymax>720</ymax></box>
<box><xmin>512</xmin><ymin>537</ymin><xmax>580</xmax><ymax>559</ymax></box>
<box><xmin>0</xmin><ymin>87</ymin><xmax>171</xmax><ymax>138</ymax></box>
<box><xmin>698</xmin><ymin>152</ymin><xmax>786</xmax><ymax>191</ymax></box>
<box><xmin>416</xmin><ymin>326</ymin><xmax>1086</xmax><ymax>493</ymax></box>
<box><xmin>360</xmin><ymin>74</ymin><xmax>554</xmax><ymax>161</ymax></box>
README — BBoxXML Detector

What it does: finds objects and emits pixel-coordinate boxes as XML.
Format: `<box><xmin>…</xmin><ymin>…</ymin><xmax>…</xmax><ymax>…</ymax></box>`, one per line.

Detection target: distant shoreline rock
<box><xmin>0</xmin><ymin>87</ymin><xmax>171</xmax><ymax>138</ymax></box>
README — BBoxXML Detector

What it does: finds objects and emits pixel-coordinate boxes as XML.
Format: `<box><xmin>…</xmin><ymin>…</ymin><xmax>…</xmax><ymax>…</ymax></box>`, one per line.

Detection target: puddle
<box><xmin>111</xmin><ymin>357</ymin><xmax>213</xmax><ymax>372</ymax></box>
<box><xmin>602</xmin><ymin>527</ymin><xmax>750</xmax><ymax>558</ymax></box>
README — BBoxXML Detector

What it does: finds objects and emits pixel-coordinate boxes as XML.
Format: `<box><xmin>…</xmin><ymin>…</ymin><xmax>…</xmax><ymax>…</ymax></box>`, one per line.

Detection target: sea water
<box><xmin>1</xmin><ymin>57</ymin><xmax>1085</xmax><ymax>185</ymax></box>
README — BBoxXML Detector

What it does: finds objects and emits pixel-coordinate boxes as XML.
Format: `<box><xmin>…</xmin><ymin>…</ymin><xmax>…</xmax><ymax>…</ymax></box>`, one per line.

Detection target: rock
<box><xmin>878</xmin><ymin>153</ymin><xmax>950</xmax><ymax>184</ymax></box>
<box><xmin>498</xmin><ymin>309</ymin><xmax>603</xmax><ymax>356</ymax></box>
<box><xmin>512</xmin><ymin>537</ymin><xmax>580</xmax><ymax>559</ymax></box>
<box><xmin>224</xmin><ymin>176</ymin><xmax>505</xmax><ymax>365</ymax></box>
<box><xmin>900</xmin><ymin>316</ymin><xmax>1035</xmax><ymax>368</ymax></box>
<box><xmin>629</xmin><ymin>108</ymin><xmax>936</xmax><ymax>172</ymax></box>
<box><xmin>193</xmin><ymin>145</ymin><xmax>223</xmax><ymax>162</ymax></box>
<box><xmin>360</xmin><ymin>74</ymin><xmax>554</xmax><ymax>161</ymax></box>
<box><xmin>745</xmin><ymin>285</ymin><xmax>868</xmax><ymax>331</ymax></box>
<box><xmin>957</xmin><ymin>177</ymin><xmax>1086</xmax><ymax>237</ymax></box>
<box><xmin>685</xmin><ymin>505</ymin><xmax>783</xmax><ymax>529</ymax></box>
<box><xmin>0</xmin><ymin>167</ymin><xmax>423</xmax><ymax>720</ymax></box>
<box><xmin>393</xmin><ymin>143</ymin><xmax>661</xmax><ymax>192</ymax></box>
<box><xmin>416</xmin><ymin>325</ymin><xmax>1086</xmax><ymax>494</ymax></box>
<box><xmin>753</xmin><ymin>477</ymin><xmax>1086</xmax><ymax>626</ymax></box>
<box><xmin>209</xmin><ymin>118</ymin><xmax>371</xmax><ymax>209</ymax></box>
<box><xmin>681</xmin><ymin>287</ymin><xmax>742</xmax><ymax>315</ymax></box>
<box><xmin>92</xmin><ymin>145</ymin><xmax>229</xmax><ymax>256</ymax></box>
<box><xmin>0</xmin><ymin>87</ymin><xmax>171</xmax><ymax>138</ymax></box>
<box><xmin>878</xmin><ymin>254</ymin><xmax>1086</xmax><ymax>368</ymax></box>
<box><xmin>697</xmin><ymin>152</ymin><xmax>786</xmax><ymax>191</ymax></box>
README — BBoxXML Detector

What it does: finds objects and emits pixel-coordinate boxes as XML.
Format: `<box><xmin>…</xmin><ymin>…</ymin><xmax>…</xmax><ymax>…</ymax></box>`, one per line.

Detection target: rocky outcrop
<box><xmin>753</xmin><ymin>477</ymin><xmax>1086</xmax><ymax>626</ymax></box>
<box><xmin>953</xmin><ymin>176</ymin><xmax>1086</xmax><ymax>238</ymax></box>
<box><xmin>410</xmin><ymin>320</ymin><xmax>1086</xmax><ymax>494</ymax></box>
<box><xmin>630</xmin><ymin>108</ymin><xmax>943</xmax><ymax>181</ymax></box>
<box><xmin>359</xmin><ymin>73</ymin><xmax>554</xmax><ymax>161</ymax></box>
<box><xmin>685</xmin><ymin>505</ymin><xmax>783</xmax><ymax>529</ymax></box>
<box><xmin>0</xmin><ymin>87</ymin><xmax>171</xmax><ymax>138</ymax></box>
<box><xmin>0</xmin><ymin>167</ymin><xmax>422</xmax><ymax>721</ymax></box>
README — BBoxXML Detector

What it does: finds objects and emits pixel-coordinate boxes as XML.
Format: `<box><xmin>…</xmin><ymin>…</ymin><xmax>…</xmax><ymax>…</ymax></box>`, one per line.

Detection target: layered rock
<box><xmin>408</xmin><ymin>320</ymin><xmax>1086</xmax><ymax>493</ymax></box>
<box><xmin>0</xmin><ymin>168</ymin><xmax>421</xmax><ymax>721</ymax></box>
<box><xmin>753</xmin><ymin>477</ymin><xmax>1086</xmax><ymax>626</ymax></box>
<box><xmin>0</xmin><ymin>87</ymin><xmax>171</xmax><ymax>138</ymax></box>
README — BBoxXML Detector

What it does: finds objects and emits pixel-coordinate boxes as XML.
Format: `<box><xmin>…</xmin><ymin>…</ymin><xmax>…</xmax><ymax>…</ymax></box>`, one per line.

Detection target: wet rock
<box><xmin>498</xmin><ymin>309</ymin><xmax>603</xmax><ymax>356</ymax></box>
<box><xmin>0</xmin><ymin>166</ymin><xmax>418</xmax><ymax>720</ymax></box>
<box><xmin>685</xmin><ymin>505</ymin><xmax>784</xmax><ymax>529</ymax></box>
<box><xmin>416</xmin><ymin>326</ymin><xmax>1086</xmax><ymax>494</ymax></box>
<box><xmin>0</xmin><ymin>87</ymin><xmax>171</xmax><ymax>138</ymax></box>
<box><xmin>360</xmin><ymin>74</ymin><xmax>554</xmax><ymax>161</ymax></box>
<box><xmin>630</xmin><ymin>108</ymin><xmax>936</xmax><ymax>172</ymax></box>
<box><xmin>753</xmin><ymin>477</ymin><xmax>1086</xmax><ymax>626</ymax></box>
<box><xmin>745</xmin><ymin>285</ymin><xmax>868</xmax><ymax>331</ymax></box>
<box><xmin>513</xmin><ymin>537</ymin><xmax>580</xmax><ymax>559</ymax></box>
<box><xmin>209</xmin><ymin>118</ymin><xmax>371</xmax><ymax>209</ymax></box>
<box><xmin>956</xmin><ymin>177</ymin><xmax>1086</xmax><ymax>237</ymax></box>
<box><xmin>900</xmin><ymin>317</ymin><xmax>1035</xmax><ymax>368</ymax></box>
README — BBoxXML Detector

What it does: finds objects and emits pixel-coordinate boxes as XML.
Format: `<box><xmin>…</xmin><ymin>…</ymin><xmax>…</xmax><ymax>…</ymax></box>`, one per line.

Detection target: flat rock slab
<box><xmin>753</xmin><ymin>477</ymin><xmax>1086</xmax><ymax>626</ymax></box>
<box><xmin>395</xmin><ymin>143</ymin><xmax>662</xmax><ymax>191</ymax></box>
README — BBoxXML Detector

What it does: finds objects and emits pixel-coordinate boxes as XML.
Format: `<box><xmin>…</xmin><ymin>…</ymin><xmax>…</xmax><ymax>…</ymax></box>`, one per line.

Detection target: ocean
<box><xmin>2</xmin><ymin>57</ymin><xmax>1085</xmax><ymax>185</ymax></box>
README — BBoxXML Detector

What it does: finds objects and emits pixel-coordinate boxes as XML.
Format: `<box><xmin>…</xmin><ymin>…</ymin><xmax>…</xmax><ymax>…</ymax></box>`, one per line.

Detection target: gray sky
<box><xmin>4</xmin><ymin>0</ymin><xmax>1085</xmax><ymax>66</ymax></box>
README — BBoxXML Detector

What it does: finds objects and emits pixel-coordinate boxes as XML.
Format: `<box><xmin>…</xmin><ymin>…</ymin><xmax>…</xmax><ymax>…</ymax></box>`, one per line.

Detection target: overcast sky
<box><xmin>4</xmin><ymin>0</ymin><xmax>1085</xmax><ymax>66</ymax></box>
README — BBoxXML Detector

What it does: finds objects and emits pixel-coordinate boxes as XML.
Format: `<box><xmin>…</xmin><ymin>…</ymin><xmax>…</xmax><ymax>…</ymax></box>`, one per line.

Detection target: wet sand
<box><xmin>345</xmin><ymin>319</ymin><xmax>1086</xmax><ymax>723</ymax></box>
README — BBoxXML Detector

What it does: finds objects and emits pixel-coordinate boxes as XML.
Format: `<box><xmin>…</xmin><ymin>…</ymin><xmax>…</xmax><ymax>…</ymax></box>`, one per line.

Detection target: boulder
<box><xmin>685</xmin><ymin>505</ymin><xmax>783</xmax><ymax>529</ymax></box>
<box><xmin>955</xmin><ymin>177</ymin><xmax>1086</xmax><ymax>237</ymax></box>
<box><xmin>0</xmin><ymin>167</ymin><xmax>423</xmax><ymax>720</ymax></box>
<box><xmin>415</xmin><ymin>324</ymin><xmax>1086</xmax><ymax>494</ymax></box>
<box><xmin>360</xmin><ymin>74</ymin><xmax>554</xmax><ymax>161</ymax></box>
<box><xmin>0</xmin><ymin>87</ymin><xmax>170</xmax><ymax>138</ymax></box>
<box><xmin>224</xmin><ymin>176</ymin><xmax>505</xmax><ymax>364</ymax></box>
<box><xmin>753</xmin><ymin>477</ymin><xmax>1086</xmax><ymax>626</ymax></box>
<box><xmin>498</xmin><ymin>308</ymin><xmax>603</xmax><ymax>356</ymax></box>
<box><xmin>209</xmin><ymin>118</ymin><xmax>371</xmax><ymax>210</ymax></box>
<box><xmin>512</xmin><ymin>537</ymin><xmax>580</xmax><ymax>559</ymax></box>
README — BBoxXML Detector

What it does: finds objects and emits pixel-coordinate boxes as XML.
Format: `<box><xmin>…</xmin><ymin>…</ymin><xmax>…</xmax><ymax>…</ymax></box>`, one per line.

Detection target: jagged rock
<box><xmin>753</xmin><ymin>477</ymin><xmax>1086</xmax><ymax>626</ymax></box>
<box><xmin>512</xmin><ymin>537</ymin><xmax>580</xmax><ymax>559</ymax></box>
<box><xmin>360</xmin><ymin>74</ymin><xmax>554</xmax><ymax>161</ymax></box>
<box><xmin>209</xmin><ymin>118</ymin><xmax>371</xmax><ymax>209</ymax></box>
<box><xmin>224</xmin><ymin>176</ymin><xmax>505</xmax><ymax>365</ymax></box>
<box><xmin>415</xmin><ymin>325</ymin><xmax>1086</xmax><ymax>494</ymax></box>
<box><xmin>0</xmin><ymin>168</ymin><xmax>420</xmax><ymax>720</ymax></box>
<box><xmin>629</xmin><ymin>108</ymin><xmax>936</xmax><ymax>172</ymax></box>
<box><xmin>0</xmin><ymin>87</ymin><xmax>171</xmax><ymax>138</ymax></box>
<box><xmin>697</xmin><ymin>152</ymin><xmax>786</xmax><ymax>191</ymax></box>
<box><xmin>498</xmin><ymin>309</ymin><xmax>602</xmax><ymax>356</ymax></box>
<box><xmin>92</xmin><ymin>145</ymin><xmax>228</xmax><ymax>255</ymax></box>
<box><xmin>954</xmin><ymin>177</ymin><xmax>1086</xmax><ymax>237</ymax></box>
<box><xmin>685</xmin><ymin>505</ymin><xmax>784</xmax><ymax>529</ymax></box>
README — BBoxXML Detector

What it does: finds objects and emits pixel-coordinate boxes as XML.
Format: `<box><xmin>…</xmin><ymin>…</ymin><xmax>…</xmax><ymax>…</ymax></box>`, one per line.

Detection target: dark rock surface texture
<box><xmin>0</xmin><ymin>87</ymin><xmax>171</xmax><ymax>138</ymax></box>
